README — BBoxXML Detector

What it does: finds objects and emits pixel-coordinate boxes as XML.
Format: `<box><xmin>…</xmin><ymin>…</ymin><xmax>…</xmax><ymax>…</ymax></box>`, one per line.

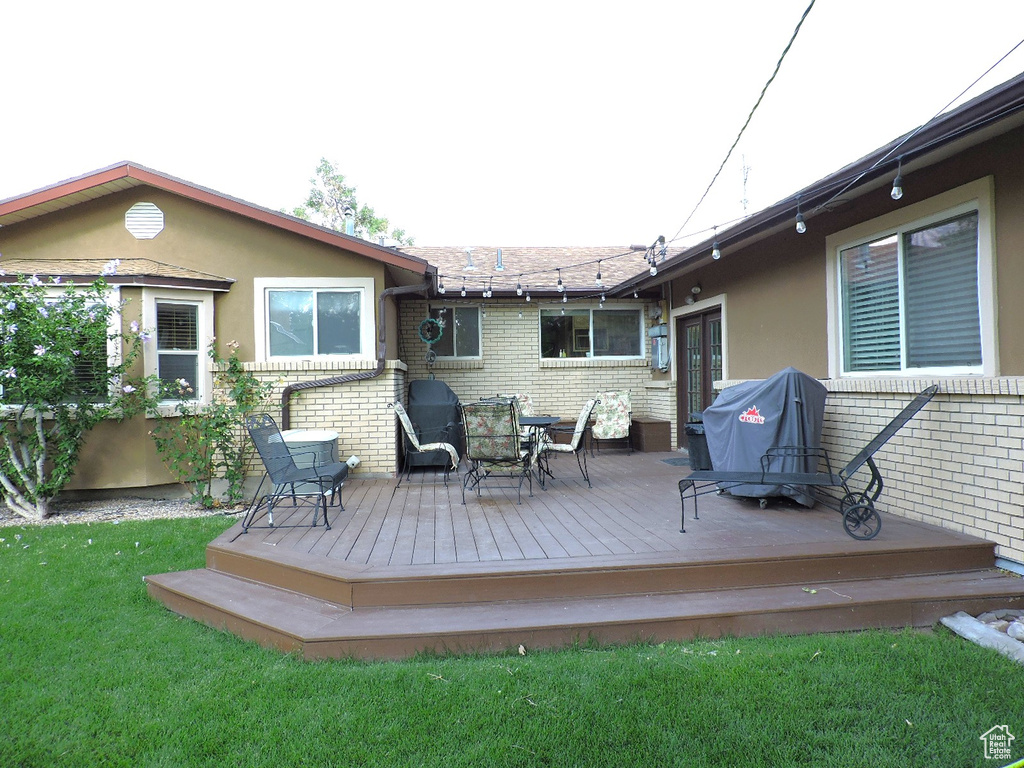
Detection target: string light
<box><xmin>525</xmin><ymin>287</ymin><xmax>531</xmax><ymax>302</ymax></box>
<box><xmin>484</xmin><ymin>278</ymin><xmax>493</xmax><ymax>298</ymax></box>
<box><xmin>562</xmin><ymin>293</ymin><xmax>567</xmax><ymax>303</ymax></box>
<box><xmin>595</xmin><ymin>261</ymin><xmax>603</xmax><ymax>288</ymax></box>
<box><xmin>712</xmin><ymin>226</ymin><xmax>722</xmax><ymax>260</ymax></box>
<box><xmin>460</xmin><ymin>279</ymin><xmax>466</xmax><ymax>298</ymax></box>
<box><xmin>556</xmin><ymin>269</ymin><xmax>564</xmax><ymax>293</ymax></box>
<box><xmin>516</xmin><ymin>276</ymin><xmax>523</xmax><ymax>296</ymax></box>
<box><xmin>890</xmin><ymin>156</ymin><xmax>904</xmax><ymax>200</ymax></box>
<box><xmin>438</xmin><ymin>277</ymin><xmax>446</xmax><ymax>294</ymax></box>
<box><xmin>795</xmin><ymin>195</ymin><xmax>807</xmax><ymax>234</ymax></box>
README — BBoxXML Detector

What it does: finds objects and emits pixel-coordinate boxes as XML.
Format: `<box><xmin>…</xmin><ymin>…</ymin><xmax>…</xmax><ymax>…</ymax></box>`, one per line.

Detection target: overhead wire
<box><xmin>668</xmin><ymin>0</ymin><xmax>816</xmax><ymax>245</ymax></box>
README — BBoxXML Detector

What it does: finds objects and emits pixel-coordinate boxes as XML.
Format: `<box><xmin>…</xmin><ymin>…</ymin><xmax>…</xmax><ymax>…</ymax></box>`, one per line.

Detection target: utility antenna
<box><xmin>741</xmin><ymin>155</ymin><xmax>751</xmax><ymax>214</ymax></box>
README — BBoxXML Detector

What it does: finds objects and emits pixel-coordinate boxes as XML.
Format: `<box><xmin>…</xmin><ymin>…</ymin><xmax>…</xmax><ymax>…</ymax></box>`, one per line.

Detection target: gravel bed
<box><xmin>0</xmin><ymin>496</ymin><xmax>245</xmax><ymax>527</ymax></box>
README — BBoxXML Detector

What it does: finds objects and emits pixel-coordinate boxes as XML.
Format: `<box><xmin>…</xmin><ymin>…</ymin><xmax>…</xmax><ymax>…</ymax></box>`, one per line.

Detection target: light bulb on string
<box><xmin>712</xmin><ymin>226</ymin><xmax>721</xmax><ymax>260</ymax></box>
<box><xmin>460</xmin><ymin>279</ymin><xmax>466</xmax><ymax>298</ymax></box>
<box><xmin>561</xmin><ymin>306</ymin><xmax>565</xmax><ymax>315</ymax></box>
<box><xmin>438</xmin><ymin>276</ymin><xmax>446</xmax><ymax>294</ymax></box>
<box><xmin>516</xmin><ymin>276</ymin><xmax>523</xmax><ymax>296</ymax></box>
<box><xmin>795</xmin><ymin>195</ymin><xmax>807</xmax><ymax>234</ymax></box>
<box><xmin>525</xmin><ymin>287</ymin><xmax>531</xmax><ymax>302</ymax></box>
<box><xmin>649</xmin><ymin>263</ymin><xmax>658</xmax><ymax>276</ymax></box>
<box><xmin>518</xmin><ymin>308</ymin><xmax>523</xmax><ymax>319</ymax></box>
<box><xmin>891</xmin><ymin>156</ymin><xmax>904</xmax><ymax>201</ymax></box>
<box><xmin>562</xmin><ymin>293</ymin><xmax>567</xmax><ymax>303</ymax></box>
<box><xmin>595</xmin><ymin>261</ymin><xmax>603</xmax><ymax>288</ymax></box>
<box><xmin>556</xmin><ymin>269</ymin><xmax>564</xmax><ymax>293</ymax></box>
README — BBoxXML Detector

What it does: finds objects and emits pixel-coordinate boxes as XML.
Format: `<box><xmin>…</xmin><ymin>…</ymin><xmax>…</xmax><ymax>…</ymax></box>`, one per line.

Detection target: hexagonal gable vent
<box><xmin>125</xmin><ymin>202</ymin><xmax>164</xmax><ymax>239</ymax></box>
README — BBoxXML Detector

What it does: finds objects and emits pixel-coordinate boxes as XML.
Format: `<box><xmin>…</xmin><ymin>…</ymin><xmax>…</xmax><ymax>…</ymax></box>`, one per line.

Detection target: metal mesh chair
<box><xmin>242</xmin><ymin>413</ymin><xmax>349</xmax><ymax>531</ymax></box>
<box><xmin>460</xmin><ymin>399</ymin><xmax>534</xmax><ymax>504</ymax></box>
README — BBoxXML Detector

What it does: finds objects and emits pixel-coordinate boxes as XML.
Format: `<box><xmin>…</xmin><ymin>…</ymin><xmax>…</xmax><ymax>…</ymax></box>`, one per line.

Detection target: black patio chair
<box><xmin>460</xmin><ymin>399</ymin><xmax>534</xmax><ymax>504</ymax></box>
<box><xmin>678</xmin><ymin>386</ymin><xmax>939</xmax><ymax>539</ymax></box>
<box><xmin>242</xmin><ymin>413</ymin><xmax>349</xmax><ymax>531</ymax></box>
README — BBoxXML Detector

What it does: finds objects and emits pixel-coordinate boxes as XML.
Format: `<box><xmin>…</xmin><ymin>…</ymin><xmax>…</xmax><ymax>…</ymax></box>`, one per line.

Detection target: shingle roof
<box><xmin>402</xmin><ymin>245</ymin><xmax>679</xmax><ymax>297</ymax></box>
<box><xmin>0</xmin><ymin>257</ymin><xmax>234</xmax><ymax>291</ymax></box>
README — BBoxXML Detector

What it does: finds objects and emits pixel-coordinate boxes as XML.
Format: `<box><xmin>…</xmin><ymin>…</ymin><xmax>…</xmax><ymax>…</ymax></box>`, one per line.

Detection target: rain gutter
<box><xmin>280</xmin><ymin>280</ymin><xmax>431</xmax><ymax>429</ymax></box>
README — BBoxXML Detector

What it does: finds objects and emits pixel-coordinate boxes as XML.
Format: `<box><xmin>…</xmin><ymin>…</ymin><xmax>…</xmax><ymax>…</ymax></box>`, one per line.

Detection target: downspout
<box><xmin>280</xmin><ymin>280</ymin><xmax>431</xmax><ymax>429</ymax></box>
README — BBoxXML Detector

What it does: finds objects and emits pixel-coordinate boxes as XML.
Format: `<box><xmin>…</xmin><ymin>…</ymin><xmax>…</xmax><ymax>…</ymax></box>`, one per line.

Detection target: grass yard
<box><xmin>1</xmin><ymin>516</ymin><xmax>1022</xmax><ymax>768</ymax></box>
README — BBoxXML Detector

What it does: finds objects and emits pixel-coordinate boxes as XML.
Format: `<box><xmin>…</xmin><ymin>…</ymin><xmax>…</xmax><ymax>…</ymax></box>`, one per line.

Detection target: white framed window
<box><xmin>826</xmin><ymin>178</ymin><xmax>997</xmax><ymax>378</ymax></box>
<box><xmin>429</xmin><ymin>306</ymin><xmax>481</xmax><ymax>358</ymax></box>
<box><xmin>540</xmin><ymin>307</ymin><xmax>644</xmax><ymax>359</ymax></box>
<box><xmin>253</xmin><ymin>278</ymin><xmax>374</xmax><ymax>362</ymax></box>
<box><xmin>142</xmin><ymin>289</ymin><xmax>214</xmax><ymax>403</ymax></box>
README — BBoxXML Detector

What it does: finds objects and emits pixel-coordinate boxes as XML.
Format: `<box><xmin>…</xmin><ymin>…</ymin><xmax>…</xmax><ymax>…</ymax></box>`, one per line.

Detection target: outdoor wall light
<box><xmin>684</xmin><ymin>295</ymin><xmax>696</xmax><ymax>305</ymax></box>
<box><xmin>691</xmin><ymin>284</ymin><xmax>702</xmax><ymax>295</ymax></box>
<box><xmin>891</xmin><ymin>157</ymin><xmax>904</xmax><ymax>200</ymax></box>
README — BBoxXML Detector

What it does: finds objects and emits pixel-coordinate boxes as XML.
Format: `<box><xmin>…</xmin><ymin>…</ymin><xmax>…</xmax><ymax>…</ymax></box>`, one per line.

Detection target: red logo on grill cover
<box><xmin>738</xmin><ymin>406</ymin><xmax>765</xmax><ymax>424</ymax></box>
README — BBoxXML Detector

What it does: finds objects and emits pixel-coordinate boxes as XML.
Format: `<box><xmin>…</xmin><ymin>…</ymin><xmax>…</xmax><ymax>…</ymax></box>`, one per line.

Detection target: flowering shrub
<box><xmin>0</xmin><ymin>261</ymin><xmax>152</xmax><ymax>519</ymax></box>
<box><xmin>149</xmin><ymin>341</ymin><xmax>274</xmax><ymax>508</ymax></box>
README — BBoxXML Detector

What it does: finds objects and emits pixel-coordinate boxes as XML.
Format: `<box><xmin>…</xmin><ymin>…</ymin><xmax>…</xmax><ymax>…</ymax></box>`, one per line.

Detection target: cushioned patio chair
<box><xmin>591</xmin><ymin>391</ymin><xmax>632</xmax><ymax>454</ymax></box>
<box><xmin>460</xmin><ymin>399</ymin><xmax>534</xmax><ymax>504</ymax></box>
<box><xmin>538</xmin><ymin>398</ymin><xmax>598</xmax><ymax>487</ymax></box>
<box><xmin>242</xmin><ymin>413</ymin><xmax>349</xmax><ymax>531</ymax></box>
<box><xmin>391</xmin><ymin>401</ymin><xmax>460</xmax><ymax>487</ymax></box>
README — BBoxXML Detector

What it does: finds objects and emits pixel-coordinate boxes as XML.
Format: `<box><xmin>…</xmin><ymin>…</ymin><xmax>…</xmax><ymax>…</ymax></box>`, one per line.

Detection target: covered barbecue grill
<box><xmin>702</xmin><ymin>367</ymin><xmax>827</xmax><ymax>506</ymax></box>
<box><xmin>404</xmin><ymin>379</ymin><xmax>463</xmax><ymax>470</ymax></box>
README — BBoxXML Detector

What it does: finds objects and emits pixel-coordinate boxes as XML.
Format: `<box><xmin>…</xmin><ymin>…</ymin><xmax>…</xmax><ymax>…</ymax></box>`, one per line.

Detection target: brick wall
<box><xmin>399</xmin><ymin>299</ymin><xmax>657</xmax><ymax>425</ymax></box>
<box><xmin>242</xmin><ymin>359</ymin><xmax>407</xmax><ymax>476</ymax></box>
<box><xmin>718</xmin><ymin>377</ymin><xmax>1024</xmax><ymax>567</ymax></box>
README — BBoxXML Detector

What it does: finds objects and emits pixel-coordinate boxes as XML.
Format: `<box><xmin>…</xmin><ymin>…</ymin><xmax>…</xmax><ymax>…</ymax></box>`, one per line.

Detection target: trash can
<box><xmin>684</xmin><ymin>413</ymin><xmax>713</xmax><ymax>471</ymax></box>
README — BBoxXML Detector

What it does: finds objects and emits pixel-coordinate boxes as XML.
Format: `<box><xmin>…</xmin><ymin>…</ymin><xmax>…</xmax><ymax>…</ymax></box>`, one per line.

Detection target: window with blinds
<box><xmin>839</xmin><ymin>210</ymin><xmax>980</xmax><ymax>374</ymax></box>
<box><xmin>156</xmin><ymin>301</ymin><xmax>199</xmax><ymax>399</ymax></box>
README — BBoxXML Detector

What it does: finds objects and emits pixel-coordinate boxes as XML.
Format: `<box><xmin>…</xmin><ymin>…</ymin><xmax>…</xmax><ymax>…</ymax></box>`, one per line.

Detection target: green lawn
<box><xmin>1</xmin><ymin>517</ymin><xmax>1021</xmax><ymax>768</ymax></box>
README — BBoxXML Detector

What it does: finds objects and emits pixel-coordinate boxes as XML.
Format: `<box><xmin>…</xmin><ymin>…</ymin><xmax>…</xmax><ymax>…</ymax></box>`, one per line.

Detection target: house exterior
<box><xmin>0</xmin><ymin>163</ymin><xmax>434</xmax><ymax>489</ymax></box>
<box><xmin>4</xmin><ymin>70</ymin><xmax>1024</xmax><ymax>574</ymax></box>
<box><xmin>629</xmin><ymin>71</ymin><xmax>1024</xmax><ymax>571</ymax></box>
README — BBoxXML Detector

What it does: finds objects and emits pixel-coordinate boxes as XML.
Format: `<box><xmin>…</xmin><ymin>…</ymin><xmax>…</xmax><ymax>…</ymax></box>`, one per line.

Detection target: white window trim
<box><xmin>668</xmin><ymin>293</ymin><xmax>728</xmax><ymax>384</ymax></box>
<box><xmin>825</xmin><ymin>176</ymin><xmax>997</xmax><ymax>379</ymax></box>
<box><xmin>539</xmin><ymin>304</ymin><xmax>647</xmax><ymax>360</ymax></box>
<box><xmin>253</xmin><ymin>277</ymin><xmax>375</xmax><ymax>363</ymax></box>
<box><xmin>430</xmin><ymin>305</ymin><xmax>483</xmax><ymax>360</ymax></box>
<box><xmin>142</xmin><ymin>288</ymin><xmax>215</xmax><ymax>406</ymax></box>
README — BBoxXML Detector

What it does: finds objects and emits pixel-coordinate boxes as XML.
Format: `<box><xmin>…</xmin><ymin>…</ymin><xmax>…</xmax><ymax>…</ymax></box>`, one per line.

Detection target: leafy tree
<box><xmin>0</xmin><ymin>262</ymin><xmax>151</xmax><ymax>519</ymax></box>
<box><xmin>290</xmin><ymin>158</ymin><xmax>414</xmax><ymax>246</ymax></box>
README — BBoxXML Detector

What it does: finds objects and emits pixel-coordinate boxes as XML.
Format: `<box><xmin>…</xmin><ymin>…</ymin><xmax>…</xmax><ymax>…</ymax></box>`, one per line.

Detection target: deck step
<box><xmin>145</xmin><ymin>567</ymin><xmax>1024</xmax><ymax>660</ymax></box>
<box><xmin>204</xmin><ymin>536</ymin><xmax>999</xmax><ymax>609</ymax></box>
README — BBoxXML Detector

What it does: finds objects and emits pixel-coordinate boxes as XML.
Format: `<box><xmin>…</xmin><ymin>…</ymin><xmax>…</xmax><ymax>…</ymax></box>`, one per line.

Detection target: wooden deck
<box><xmin>145</xmin><ymin>450</ymin><xmax>1024</xmax><ymax>659</ymax></box>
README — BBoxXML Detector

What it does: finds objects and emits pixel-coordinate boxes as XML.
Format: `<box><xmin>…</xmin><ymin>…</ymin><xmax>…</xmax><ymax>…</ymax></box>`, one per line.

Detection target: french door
<box><xmin>676</xmin><ymin>309</ymin><xmax>722</xmax><ymax>446</ymax></box>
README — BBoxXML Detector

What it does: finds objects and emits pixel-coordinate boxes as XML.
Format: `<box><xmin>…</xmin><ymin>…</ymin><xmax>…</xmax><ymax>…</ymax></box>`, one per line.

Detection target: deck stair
<box><xmin>145</xmin><ymin>528</ymin><xmax>1024</xmax><ymax>660</ymax></box>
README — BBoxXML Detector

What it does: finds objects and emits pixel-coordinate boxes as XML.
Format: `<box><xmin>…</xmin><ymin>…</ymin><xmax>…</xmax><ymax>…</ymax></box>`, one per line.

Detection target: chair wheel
<box><xmin>843</xmin><ymin>503</ymin><xmax>881</xmax><ymax>540</ymax></box>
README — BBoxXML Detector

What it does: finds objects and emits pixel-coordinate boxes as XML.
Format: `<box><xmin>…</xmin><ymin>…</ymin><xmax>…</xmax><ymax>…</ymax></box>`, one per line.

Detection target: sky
<box><xmin>3</xmin><ymin>1</ymin><xmax>1024</xmax><ymax>250</ymax></box>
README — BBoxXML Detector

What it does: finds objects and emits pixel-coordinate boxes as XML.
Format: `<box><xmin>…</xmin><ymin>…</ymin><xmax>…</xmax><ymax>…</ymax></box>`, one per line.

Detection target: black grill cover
<box><xmin>702</xmin><ymin>367</ymin><xmax>827</xmax><ymax>506</ymax></box>
<box><xmin>405</xmin><ymin>379</ymin><xmax>463</xmax><ymax>467</ymax></box>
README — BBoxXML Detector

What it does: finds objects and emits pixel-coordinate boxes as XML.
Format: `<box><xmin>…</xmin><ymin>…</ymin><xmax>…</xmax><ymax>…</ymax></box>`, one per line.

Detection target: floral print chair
<box><xmin>591</xmin><ymin>391</ymin><xmax>633</xmax><ymax>454</ymax></box>
<box><xmin>538</xmin><ymin>398</ymin><xmax>598</xmax><ymax>487</ymax></box>
<box><xmin>391</xmin><ymin>402</ymin><xmax>460</xmax><ymax>487</ymax></box>
<box><xmin>499</xmin><ymin>393</ymin><xmax>536</xmax><ymax>439</ymax></box>
<box><xmin>460</xmin><ymin>399</ymin><xmax>534</xmax><ymax>504</ymax></box>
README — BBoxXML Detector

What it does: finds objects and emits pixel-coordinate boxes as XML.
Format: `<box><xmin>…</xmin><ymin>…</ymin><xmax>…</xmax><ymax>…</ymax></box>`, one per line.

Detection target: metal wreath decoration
<box><xmin>418</xmin><ymin>317</ymin><xmax>444</xmax><ymax>345</ymax></box>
